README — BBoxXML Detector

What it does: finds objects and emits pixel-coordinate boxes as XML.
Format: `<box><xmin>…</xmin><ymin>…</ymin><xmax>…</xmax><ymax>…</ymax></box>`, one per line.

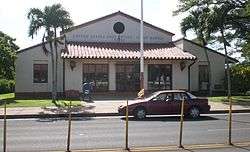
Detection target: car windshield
<box><xmin>143</xmin><ymin>92</ymin><xmax>159</xmax><ymax>100</ymax></box>
<box><xmin>186</xmin><ymin>92</ymin><xmax>197</xmax><ymax>99</ymax></box>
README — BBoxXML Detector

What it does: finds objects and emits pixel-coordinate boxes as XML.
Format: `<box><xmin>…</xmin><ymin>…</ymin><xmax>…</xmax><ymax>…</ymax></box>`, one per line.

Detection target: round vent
<box><xmin>113</xmin><ymin>22</ymin><xmax>125</xmax><ymax>34</ymax></box>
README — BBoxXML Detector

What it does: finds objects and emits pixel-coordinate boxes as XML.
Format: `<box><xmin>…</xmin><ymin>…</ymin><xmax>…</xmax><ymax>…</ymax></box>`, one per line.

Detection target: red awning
<box><xmin>61</xmin><ymin>42</ymin><xmax>196</xmax><ymax>60</ymax></box>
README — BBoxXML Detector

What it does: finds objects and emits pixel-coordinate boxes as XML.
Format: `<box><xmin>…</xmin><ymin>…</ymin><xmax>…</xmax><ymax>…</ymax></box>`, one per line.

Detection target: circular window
<box><xmin>113</xmin><ymin>22</ymin><xmax>125</xmax><ymax>34</ymax></box>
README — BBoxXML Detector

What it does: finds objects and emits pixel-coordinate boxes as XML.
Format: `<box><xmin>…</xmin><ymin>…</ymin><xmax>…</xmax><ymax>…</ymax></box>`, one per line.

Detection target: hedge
<box><xmin>0</xmin><ymin>79</ymin><xmax>15</xmax><ymax>94</ymax></box>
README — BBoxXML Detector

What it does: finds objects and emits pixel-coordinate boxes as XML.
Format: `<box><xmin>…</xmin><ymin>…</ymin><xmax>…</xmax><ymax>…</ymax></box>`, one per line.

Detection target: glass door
<box><xmin>148</xmin><ymin>64</ymin><xmax>172</xmax><ymax>91</ymax></box>
<box><xmin>116</xmin><ymin>64</ymin><xmax>140</xmax><ymax>91</ymax></box>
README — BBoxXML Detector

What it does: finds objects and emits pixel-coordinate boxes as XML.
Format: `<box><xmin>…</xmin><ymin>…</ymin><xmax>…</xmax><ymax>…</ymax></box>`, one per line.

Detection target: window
<box><xmin>173</xmin><ymin>92</ymin><xmax>189</xmax><ymax>101</ymax></box>
<box><xmin>173</xmin><ymin>93</ymin><xmax>182</xmax><ymax>101</ymax></box>
<box><xmin>33</xmin><ymin>64</ymin><xmax>48</xmax><ymax>83</ymax></box>
<box><xmin>199</xmin><ymin>65</ymin><xmax>209</xmax><ymax>90</ymax></box>
<box><xmin>116</xmin><ymin>64</ymin><xmax>140</xmax><ymax>91</ymax></box>
<box><xmin>148</xmin><ymin>64</ymin><xmax>172</xmax><ymax>91</ymax></box>
<box><xmin>154</xmin><ymin>93</ymin><xmax>167</xmax><ymax>101</ymax></box>
<box><xmin>165</xmin><ymin>93</ymin><xmax>173</xmax><ymax>102</ymax></box>
<box><xmin>83</xmin><ymin>64</ymin><xmax>108</xmax><ymax>91</ymax></box>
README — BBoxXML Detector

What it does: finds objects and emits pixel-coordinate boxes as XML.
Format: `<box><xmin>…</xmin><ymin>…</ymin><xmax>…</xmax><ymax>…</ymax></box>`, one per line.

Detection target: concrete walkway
<box><xmin>1</xmin><ymin>100</ymin><xmax>250</xmax><ymax>116</ymax></box>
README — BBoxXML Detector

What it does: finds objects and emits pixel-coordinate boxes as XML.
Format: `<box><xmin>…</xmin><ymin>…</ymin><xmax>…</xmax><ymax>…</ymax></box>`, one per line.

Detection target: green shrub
<box><xmin>228</xmin><ymin>63</ymin><xmax>250</xmax><ymax>94</ymax></box>
<box><xmin>0</xmin><ymin>79</ymin><xmax>15</xmax><ymax>94</ymax></box>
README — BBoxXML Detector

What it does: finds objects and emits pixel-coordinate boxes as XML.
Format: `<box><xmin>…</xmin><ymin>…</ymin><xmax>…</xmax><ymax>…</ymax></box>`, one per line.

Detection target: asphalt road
<box><xmin>0</xmin><ymin>113</ymin><xmax>250</xmax><ymax>152</ymax></box>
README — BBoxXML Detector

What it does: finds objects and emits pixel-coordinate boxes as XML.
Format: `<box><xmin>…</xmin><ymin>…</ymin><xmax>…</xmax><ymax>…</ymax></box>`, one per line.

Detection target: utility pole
<box><xmin>3</xmin><ymin>100</ymin><xmax>7</xmax><ymax>152</ymax></box>
<box><xmin>140</xmin><ymin>0</ymin><xmax>144</xmax><ymax>92</ymax></box>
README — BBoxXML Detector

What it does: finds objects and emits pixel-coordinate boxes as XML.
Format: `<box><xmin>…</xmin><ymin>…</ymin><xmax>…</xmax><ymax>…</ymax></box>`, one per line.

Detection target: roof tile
<box><xmin>61</xmin><ymin>42</ymin><xmax>196</xmax><ymax>60</ymax></box>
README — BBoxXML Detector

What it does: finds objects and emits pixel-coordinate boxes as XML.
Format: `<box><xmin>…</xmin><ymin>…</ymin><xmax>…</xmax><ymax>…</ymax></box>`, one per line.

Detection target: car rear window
<box><xmin>187</xmin><ymin>92</ymin><xmax>197</xmax><ymax>99</ymax></box>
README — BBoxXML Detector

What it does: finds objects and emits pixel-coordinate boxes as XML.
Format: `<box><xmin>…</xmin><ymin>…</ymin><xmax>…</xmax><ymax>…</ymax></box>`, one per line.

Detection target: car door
<box><xmin>147</xmin><ymin>93</ymin><xmax>167</xmax><ymax>114</ymax></box>
<box><xmin>172</xmin><ymin>92</ymin><xmax>190</xmax><ymax>114</ymax></box>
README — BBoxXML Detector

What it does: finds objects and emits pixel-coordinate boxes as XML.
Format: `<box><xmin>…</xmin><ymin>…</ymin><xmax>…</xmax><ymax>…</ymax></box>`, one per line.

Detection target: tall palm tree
<box><xmin>180</xmin><ymin>9</ymin><xmax>213</xmax><ymax>96</ymax></box>
<box><xmin>27</xmin><ymin>3</ymin><xmax>73</xmax><ymax>101</ymax></box>
<box><xmin>206</xmin><ymin>4</ymin><xmax>237</xmax><ymax>145</ymax></box>
<box><xmin>206</xmin><ymin>5</ymin><xmax>232</xmax><ymax>99</ymax></box>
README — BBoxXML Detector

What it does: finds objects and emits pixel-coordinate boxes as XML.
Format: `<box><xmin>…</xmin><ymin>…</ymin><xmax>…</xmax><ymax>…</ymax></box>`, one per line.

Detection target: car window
<box><xmin>165</xmin><ymin>93</ymin><xmax>173</xmax><ymax>102</ymax></box>
<box><xmin>181</xmin><ymin>93</ymin><xmax>189</xmax><ymax>100</ymax></box>
<box><xmin>186</xmin><ymin>92</ymin><xmax>197</xmax><ymax>99</ymax></box>
<box><xmin>173</xmin><ymin>93</ymin><xmax>182</xmax><ymax>101</ymax></box>
<box><xmin>173</xmin><ymin>92</ymin><xmax>189</xmax><ymax>102</ymax></box>
<box><xmin>153</xmin><ymin>93</ymin><xmax>167</xmax><ymax>102</ymax></box>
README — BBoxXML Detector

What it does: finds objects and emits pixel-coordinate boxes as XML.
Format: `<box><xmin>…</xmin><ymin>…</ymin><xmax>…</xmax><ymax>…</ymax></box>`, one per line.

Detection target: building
<box><xmin>15</xmin><ymin>11</ymin><xmax>237</xmax><ymax>98</ymax></box>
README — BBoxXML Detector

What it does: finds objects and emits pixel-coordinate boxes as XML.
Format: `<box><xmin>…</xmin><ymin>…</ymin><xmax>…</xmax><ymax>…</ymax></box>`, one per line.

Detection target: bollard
<box><xmin>125</xmin><ymin>100</ymin><xmax>129</xmax><ymax>150</ymax></box>
<box><xmin>228</xmin><ymin>97</ymin><xmax>233</xmax><ymax>145</ymax></box>
<box><xmin>179</xmin><ymin>98</ymin><xmax>184</xmax><ymax>148</ymax></box>
<box><xmin>66</xmin><ymin>101</ymin><xmax>72</xmax><ymax>152</ymax></box>
<box><xmin>3</xmin><ymin>100</ymin><xmax>7</xmax><ymax>152</ymax></box>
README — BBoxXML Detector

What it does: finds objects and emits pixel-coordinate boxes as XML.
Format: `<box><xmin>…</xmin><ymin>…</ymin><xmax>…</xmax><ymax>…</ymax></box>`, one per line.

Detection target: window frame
<box><xmin>148</xmin><ymin>64</ymin><xmax>172</xmax><ymax>91</ymax></box>
<box><xmin>82</xmin><ymin>64</ymin><xmax>109</xmax><ymax>92</ymax></box>
<box><xmin>33</xmin><ymin>64</ymin><xmax>48</xmax><ymax>83</ymax></box>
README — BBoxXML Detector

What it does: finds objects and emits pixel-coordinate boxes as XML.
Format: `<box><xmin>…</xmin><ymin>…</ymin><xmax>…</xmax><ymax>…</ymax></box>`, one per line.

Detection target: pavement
<box><xmin>1</xmin><ymin>113</ymin><xmax>250</xmax><ymax>151</ymax></box>
<box><xmin>1</xmin><ymin>100</ymin><xmax>250</xmax><ymax>118</ymax></box>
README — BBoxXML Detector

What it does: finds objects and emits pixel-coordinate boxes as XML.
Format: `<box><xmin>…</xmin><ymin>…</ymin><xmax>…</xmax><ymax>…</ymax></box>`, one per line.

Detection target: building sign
<box><xmin>69</xmin><ymin>34</ymin><xmax>165</xmax><ymax>43</ymax></box>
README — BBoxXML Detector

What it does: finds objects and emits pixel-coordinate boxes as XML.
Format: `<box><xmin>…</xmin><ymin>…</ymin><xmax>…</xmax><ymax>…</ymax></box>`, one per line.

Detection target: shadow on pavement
<box><xmin>220</xmin><ymin>118</ymin><xmax>250</xmax><ymax>124</ymax></box>
<box><xmin>40</xmin><ymin>105</ymin><xmax>95</xmax><ymax>114</ymax></box>
<box><xmin>120</xmin><ymin>116</ymin><xmax>218</xmax><ymax>122</ymax></box>
<box><xmin>183</xmin><ymin>148</ymin><xmax>195</xmax><ymax>152</ymax></box>
<box><xmin>0</xmin><ymin>98</ymin><xmax>17</xmax><ymax>105</ymax></box>
<box><xmin>232</xmin><ymin>145</ymin><xmax>250</xmax><ymax>151</ymax></box>
<box><xmin>36</xmin><ymin>116</ymin><xmax>94</xmax><ymax>122</ymax></box>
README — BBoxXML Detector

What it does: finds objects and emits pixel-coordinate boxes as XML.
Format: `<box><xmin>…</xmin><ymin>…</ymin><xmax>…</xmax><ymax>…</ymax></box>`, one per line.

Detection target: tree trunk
<box><xmin>220</xmin><ymin>28</ymin><xmax>231</xmax><ymax>98</ymax></box>
<box><xmin>49</xmin><ymin>41</ymin><xmax>56</xmax><ymax>102</ymax></box>
<box><xmin>202</xmin><ymin>39</ymin><xmax>212</xmax><ymax>96</ymax></box>
<box><xmin>54</xmin><ymin>28</ymin><xmax>58</xmax><ymax>100</ymax></box>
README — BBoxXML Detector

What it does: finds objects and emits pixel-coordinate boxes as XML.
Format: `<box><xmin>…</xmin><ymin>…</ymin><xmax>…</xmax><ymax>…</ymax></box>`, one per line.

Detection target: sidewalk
<box><xmin>1</xmin><ymin>99</ymin><xmax>250</xmax><ymax>118</ymax></box>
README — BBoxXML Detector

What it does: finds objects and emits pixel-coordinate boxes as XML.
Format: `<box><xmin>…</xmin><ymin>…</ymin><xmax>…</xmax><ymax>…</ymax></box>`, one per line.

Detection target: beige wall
<box><xmin>15</xmin><ymin>43</ymin><xmax>64</xmax><ymax>93</ymax></box>
<box><xmin>16</xmin><ymin>46</ymin><xmax>190</xmax><ymax>93</ymax></box>
<box><xmin>109</xmin><ymin>62</ymin><xmax>116</xmax><ymax>91</ymax></box>
<box><xmin>65</xmin><ymin>14</ymin><xmax>172</xmax><ymax>43</ymax></box>
<box><xmin>175</xmin><ymin>39</ymin><xmax>227</xmax><ymax>92</ymax></box>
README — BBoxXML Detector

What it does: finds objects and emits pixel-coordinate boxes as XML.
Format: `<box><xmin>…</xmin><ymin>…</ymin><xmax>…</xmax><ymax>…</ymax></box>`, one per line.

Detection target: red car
<box><xmin>118</xmin><ymin>90</ymin><xmax>210</xmax><ymax>119</ymax></box>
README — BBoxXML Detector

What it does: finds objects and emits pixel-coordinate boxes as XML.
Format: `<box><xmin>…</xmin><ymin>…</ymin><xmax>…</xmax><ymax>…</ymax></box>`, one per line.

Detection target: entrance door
<box><xmin>116</xmin><ymin>64</ymin><xmax>140</xmax><ymax>91</ymax></box>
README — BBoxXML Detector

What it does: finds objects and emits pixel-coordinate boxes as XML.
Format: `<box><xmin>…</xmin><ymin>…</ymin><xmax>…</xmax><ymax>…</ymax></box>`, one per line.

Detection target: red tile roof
<box><xmin>61</xmin><ymin>42</ymin><xmax>196</xmax><ymax>60</ymax></box>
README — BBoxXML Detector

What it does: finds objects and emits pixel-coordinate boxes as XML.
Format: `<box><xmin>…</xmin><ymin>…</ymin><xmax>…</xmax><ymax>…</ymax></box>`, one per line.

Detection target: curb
<box><xmin>0</xmin><ymin>112</ymin><xmax>120</xmax><ymax>119</ymax></box>
<box><xmin>0</xmin><ymin>109</ymin><xmax>250</xmax><ymax>119</ymax></box>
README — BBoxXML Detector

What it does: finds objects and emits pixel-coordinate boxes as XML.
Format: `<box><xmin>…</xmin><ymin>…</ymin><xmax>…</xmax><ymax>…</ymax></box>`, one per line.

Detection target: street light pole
<box><xmin>140</xmin><ymin>0</ymin><xmax>144</xmax><ymax>91</ymax></box>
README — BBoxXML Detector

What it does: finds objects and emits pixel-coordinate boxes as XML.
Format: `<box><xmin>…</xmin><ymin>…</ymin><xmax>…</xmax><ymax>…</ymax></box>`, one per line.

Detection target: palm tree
<box><xmin>180</xmin><ymin>9</ymin><xmax>213</xmax><ymax>96</ymax></box>
<box><xmin>206</xmin><ymin>5</ymin><xmax>232</xmax><ymax>99</ymax></box>
<box><xmin>206</xmin><ymin>4</ymin><xmax>235</xmax><ymax>145</ymax></box>
<box><xmin>27</xmin><ymin>3</ymin><xmax>73</xmax><ymax>102</ymax></box>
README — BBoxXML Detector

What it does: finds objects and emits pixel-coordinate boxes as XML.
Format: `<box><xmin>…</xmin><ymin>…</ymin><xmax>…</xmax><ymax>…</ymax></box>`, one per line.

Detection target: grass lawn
<box><xmin>208</xmin><ymin>96</ymin><xmax>250</xmax><ymax>103</ymax></box>
<box><xmin>0</xmin><ymin>93</ymin><xmax>81</xmax><ymax>108</ymax></box>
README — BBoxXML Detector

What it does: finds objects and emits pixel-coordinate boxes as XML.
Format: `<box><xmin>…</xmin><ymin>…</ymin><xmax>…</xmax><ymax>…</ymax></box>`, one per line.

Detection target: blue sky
<box><xmin>0</xmin><ymin>0</ymin><xmax>192</xmax><ymax>49</ymax></box>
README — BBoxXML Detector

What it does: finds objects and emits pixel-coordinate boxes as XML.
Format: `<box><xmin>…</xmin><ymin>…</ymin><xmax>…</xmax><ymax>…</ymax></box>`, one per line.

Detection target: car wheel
<box><xmin>189</xmin><ymin>107</ymin><xmax>200</xmax><ymax>119</ymax></box>
<box><xmin>134</xmin><ymin>107</ymin><xmax>146</xmax><ymax>119</ymax></box>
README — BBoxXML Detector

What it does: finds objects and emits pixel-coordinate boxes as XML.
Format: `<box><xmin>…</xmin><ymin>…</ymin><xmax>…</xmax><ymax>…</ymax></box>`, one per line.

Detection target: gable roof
<box><xmin>17</xmin><ymin>41</ymin><xmax>47</xmax><ymax>54</ymax></box>
<box><xmin>174</xmin><ymin>38</ymin><xmax>238</xmax><ymax>63</ymax></box>
<box><xmin>64</xmin><ymin>11</ymin><xmax>175</xmax><ymax>36</ymax></box>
